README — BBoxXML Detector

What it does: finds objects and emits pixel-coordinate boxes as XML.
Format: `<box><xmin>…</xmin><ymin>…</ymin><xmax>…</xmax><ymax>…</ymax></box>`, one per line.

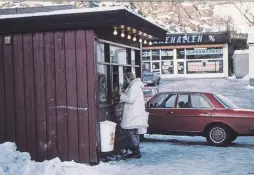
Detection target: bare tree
<box><xmin>133</xmin><ymin>1</ymin><xmax>237</xmax><ymax>33</ymax></box>
<box><xmin>232</xmin><ymin>0</ymin><xmax>254</xmax><ymax>26</ymax></box>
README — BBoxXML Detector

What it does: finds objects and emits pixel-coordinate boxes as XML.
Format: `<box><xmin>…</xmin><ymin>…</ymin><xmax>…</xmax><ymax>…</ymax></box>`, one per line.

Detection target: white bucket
<box><xmin>99</xmin><ymin>120</ymin><xmax>117</xmax><ymax>152</ymax></box>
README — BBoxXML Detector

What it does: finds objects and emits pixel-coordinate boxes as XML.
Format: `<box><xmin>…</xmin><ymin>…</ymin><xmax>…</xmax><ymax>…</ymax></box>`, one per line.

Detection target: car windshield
<box><xmin>214</xmin><ymin>94</ymin><xmax>239</xmax><ymax>109</ymax></box>
<box><xmin>143</xmin><ymin>89</ymin><xmax>152</xmax><ymax>95</ymax></box>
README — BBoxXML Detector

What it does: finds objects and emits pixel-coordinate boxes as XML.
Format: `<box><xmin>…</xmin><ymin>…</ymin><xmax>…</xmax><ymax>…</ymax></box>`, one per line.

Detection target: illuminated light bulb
<box><xmin>127</xmin><ymin>34</ymin><xmax>131</xmax><ymax>40</ymax></box>
<box><xmin>121</xmin><ymin>31</ymin><xmax>125</xmax><ymax>37</ymax></box>
<box><xmin>113</xmin><ymin>29</ymin><xmax>118</xmax><ymax>35</ymax></box>
<box><xmin>139</xmin><ymin>38</ymin><xmax>142</xmax><ymax>43</ymax></box>
<box><xmin>144</xmin><ymin>40</ymin><xmax>147</xmax><ymax>44</ymax></box>
<box><xmin>133</xmin><ymin>36</ymin><xmax>137</xmax><ymax>41</ymax></box>
<box><xmin>149</xmin><ymin>41</ymin><xmax>152</xmax><ymax>45</ymax></box>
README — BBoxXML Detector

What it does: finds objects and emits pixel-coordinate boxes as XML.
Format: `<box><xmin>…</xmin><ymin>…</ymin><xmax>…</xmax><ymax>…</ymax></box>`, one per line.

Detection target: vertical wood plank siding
<box><xmin>65</xmin><ymin>31</ymin><xmax>79</xmax><ymax>161</ymax></box>
<box><xmin>3</xmin><ymin>37</ymin><xmax>16</xmax><ymax>142</ymax></box>
<box><xmin>0</xmin><ymin>36</ymin><xmax>6</xmax><ymax>142</ymax></box>
<box><xmin>23</xmin><ymin>33</ymin><xmax>37</xmax><ymax>159</ymax></box>
<box><xmin>75</xmin><ymin>30</ymin><xmax>90</xmax><ymax>162</ymax></box>
<box><xmin>0</xmin><ymin>30</ymin><xmax>98</xmax><ymax>163</ymax></box>
<box><xmin>13</xmin><ymin>35</ymin><xmax>26</xmax><ymax>152</ymax></box>
<box><xmin>86</xmin><ymin>30</ymin><xmax>98</xmax><ymax>163</ymax></box>
<box><xmin>54</xmin><ymin>31</ymin><xmax>68</xmax><ymax>161</ymax></box>
<box><xmin>44</xmin><ymin>32</ymin><xmax>58</xmax><ymax>159</ymax></box>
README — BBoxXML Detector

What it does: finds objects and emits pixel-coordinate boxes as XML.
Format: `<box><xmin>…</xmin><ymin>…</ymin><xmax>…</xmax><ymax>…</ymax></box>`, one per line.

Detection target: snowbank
<box><xmin>0</xmin><ymin>142</ymin><xmax>123</xmax><ymax>175</ymax></box>
<box><xmin>0</xmin><ymin>142</ymin><xmax>30</xmax><ymax>175</ymax></box>
<box><xmin>227</xmin><ymin>74</ymin><xmax>249</xmax><ymax>81</ymax></box>
<box><xmin>227</xmin><ymin>75</ymin><xmax>236</xmax><ymax>80</ymax></box>
<box><xmin>245</xmin><ymin>85</ymin><xmax>254</xmax><ymax>90</ymax></box>
<box><xmin>242</xmin><ymin>74</ymin><xmax>249</xmax><ymax>81</ymax></box>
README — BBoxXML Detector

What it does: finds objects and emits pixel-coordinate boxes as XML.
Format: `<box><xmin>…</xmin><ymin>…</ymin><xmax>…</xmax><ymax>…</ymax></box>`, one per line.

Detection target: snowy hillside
<box><xmin>0</xmin><ymin>1</ymin><xmax>253</xmax><ymax>33</ymax></box>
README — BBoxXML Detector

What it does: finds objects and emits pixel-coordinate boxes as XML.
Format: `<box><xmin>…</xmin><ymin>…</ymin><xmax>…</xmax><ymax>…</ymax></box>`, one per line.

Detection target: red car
<box><xmin>143</xmin><ymin>87</ymin><xmax>159</xmax><ymax>102</ymax></box>
<box><xmin>145</xmin><ymin>91</ymin><xmax>254</xmax><ymax>146</ymax></box>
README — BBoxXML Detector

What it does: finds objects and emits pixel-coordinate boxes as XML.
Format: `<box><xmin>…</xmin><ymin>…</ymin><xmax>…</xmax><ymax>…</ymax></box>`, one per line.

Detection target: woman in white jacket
<box><xmin>119</xmin><ymin>72</ymin><xmax>148</xmax><ymax>159</ymax></box>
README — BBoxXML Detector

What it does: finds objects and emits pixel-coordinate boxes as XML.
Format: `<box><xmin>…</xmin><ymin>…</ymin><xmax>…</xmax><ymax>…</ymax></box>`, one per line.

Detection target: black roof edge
<box><xmin>0</xmin><ymin>8</ymin><xmax>167</xmax><ymax>40</ymax></box>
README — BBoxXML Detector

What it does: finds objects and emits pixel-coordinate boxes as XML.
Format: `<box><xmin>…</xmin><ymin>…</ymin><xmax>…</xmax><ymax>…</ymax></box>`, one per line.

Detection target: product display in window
<box><xmin>187</xmin><ymin>60</ymin><xmax>223</xmax><ymax>74</ymax></box>
<box><xmin>142</xmin><ymin>62</ymin><xmax>151</xmax><ymax>71</ymax></box>
<box><xmin>152</xmin><ymin>62</ymin><xmax>160</xmax><ymax>70</ymax></box>
<box><xmin>162</xmin><ymin>61</ymin><xmax>174</xmax><ymax>74</ymax></box>
<box><xmin>177</xmin><ymin>62</ymin><xmax>185</xmax><ymax>74</ymax></box>
<box><xmin>98</xmin><ymin>69</ymin><xmax>108</xmax><ymax>103</ymax></box>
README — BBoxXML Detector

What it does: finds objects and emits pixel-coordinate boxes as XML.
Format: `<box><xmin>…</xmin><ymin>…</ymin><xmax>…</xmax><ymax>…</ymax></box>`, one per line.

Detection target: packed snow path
<box><xmin>1</xmin><ymin>77</ymin><xmax>254</xmax><ymax>175</ymax></box>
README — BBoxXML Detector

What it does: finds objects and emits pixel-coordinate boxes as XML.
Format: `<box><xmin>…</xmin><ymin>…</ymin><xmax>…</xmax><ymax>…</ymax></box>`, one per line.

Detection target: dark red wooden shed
<box><xmin>0</xmin><ymin>6</ymin><xmax>166</xmax><ymax>164</ymax></box>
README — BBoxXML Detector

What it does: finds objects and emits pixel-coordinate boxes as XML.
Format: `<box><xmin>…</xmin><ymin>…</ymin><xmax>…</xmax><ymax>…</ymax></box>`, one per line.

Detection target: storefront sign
<box><xmin>152</xmin><ymin>33</ymin><xmax>229</xmax><ymax>46</ymax></box>
<box><xmin>186</xmin><ymin>49</ymin><xmax>223</xmax><ymax>55</ymax></box>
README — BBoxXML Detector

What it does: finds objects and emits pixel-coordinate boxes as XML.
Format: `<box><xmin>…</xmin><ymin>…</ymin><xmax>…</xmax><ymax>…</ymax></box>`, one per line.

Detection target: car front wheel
<box><xmin>206</xmin><ymin>124</ymin><xmax>232</xmax><ymax>146</ymax></box>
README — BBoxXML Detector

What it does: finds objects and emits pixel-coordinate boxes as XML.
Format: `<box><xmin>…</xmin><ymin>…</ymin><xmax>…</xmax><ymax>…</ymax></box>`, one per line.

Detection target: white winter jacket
<box><xmin>120</xmin><ymin>78</ymin><xmax>148</xmax><ymax>129</ymax></box>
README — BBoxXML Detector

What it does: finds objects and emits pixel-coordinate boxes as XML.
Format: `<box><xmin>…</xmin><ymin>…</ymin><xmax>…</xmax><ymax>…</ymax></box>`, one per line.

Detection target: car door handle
<box><xmin>199</xmin><ymin>113</ymin><xmax>212</xmax><ymax>116</ymax></box>
<box><xmin>165</xmin><ymin>111</ymin><xmax>174</xmax><ymax>115</ymax></box>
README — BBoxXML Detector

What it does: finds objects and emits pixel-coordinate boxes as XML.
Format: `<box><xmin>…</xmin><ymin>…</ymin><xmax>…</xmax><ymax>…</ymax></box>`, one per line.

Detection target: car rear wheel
<box><xmin>206</xmin><ymin>124</ymin><xmax>232</xmax><ymax>146</ymax></box>
<box><xmin>229</xmin><ymin>134</ymin><xmax>237</xmax><ymax>143</ymax></box>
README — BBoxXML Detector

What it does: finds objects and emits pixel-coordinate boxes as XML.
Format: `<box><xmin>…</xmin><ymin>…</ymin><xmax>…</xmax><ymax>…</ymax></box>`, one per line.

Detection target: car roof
<box><xmin>157</xmin><ymin>91</ymin><xmax>214</xmax><ymax>95</ymax></box>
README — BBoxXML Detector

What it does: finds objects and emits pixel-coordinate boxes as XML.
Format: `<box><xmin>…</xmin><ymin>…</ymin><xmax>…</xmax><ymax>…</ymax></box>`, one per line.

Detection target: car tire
<box><xmin>139</xmin><ymin>134</ymin><xmax>145</xmax><ymax>142</ymax></box>
<box><xmin>229</xmin><ymin>134</ymin><xmax>237</xmax><ymax>143</ymax></box>
<box><xmin>205</xmin><ymin>124</ymin><xmax>232</xmax><ymax>146</ymax></box>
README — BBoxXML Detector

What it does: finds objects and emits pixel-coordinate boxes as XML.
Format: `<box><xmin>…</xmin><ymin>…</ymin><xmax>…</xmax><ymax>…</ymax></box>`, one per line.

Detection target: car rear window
<box><xmin>213</xmin><ymin>94</ymin><xmax>238</xmax><ymax>109</ymax></box>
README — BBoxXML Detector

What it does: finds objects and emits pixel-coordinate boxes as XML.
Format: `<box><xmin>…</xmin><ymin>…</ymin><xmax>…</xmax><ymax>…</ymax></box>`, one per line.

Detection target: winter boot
<box><xmin>122</xmin><ymin>146</ymin><xmax>141</xmax><ymax>160</ymax></box>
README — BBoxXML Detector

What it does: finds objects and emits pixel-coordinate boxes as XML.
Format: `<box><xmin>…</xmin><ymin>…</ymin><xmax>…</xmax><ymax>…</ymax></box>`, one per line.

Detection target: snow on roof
<box><xmin>0</xmin><ymin>6</ymin><xmax>125</xmax><ymax>19</ymax></box>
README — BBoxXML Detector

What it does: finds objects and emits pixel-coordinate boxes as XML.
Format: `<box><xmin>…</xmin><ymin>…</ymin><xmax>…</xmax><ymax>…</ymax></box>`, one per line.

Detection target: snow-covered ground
<box><xmin>1</xmin><ymin>77</ymin><xmax>254</xmax><ymax>175</ymax></box>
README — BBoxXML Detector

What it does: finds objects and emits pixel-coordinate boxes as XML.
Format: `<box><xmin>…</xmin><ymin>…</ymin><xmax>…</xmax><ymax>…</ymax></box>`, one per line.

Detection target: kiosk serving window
<box><xmin>96</xmin><ymin>41</ymin><xmax>140</xmax><ymax>104</ymax></box>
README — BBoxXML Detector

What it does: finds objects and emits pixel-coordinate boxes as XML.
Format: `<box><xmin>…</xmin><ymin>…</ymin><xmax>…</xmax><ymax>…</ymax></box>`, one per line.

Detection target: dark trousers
<box><xmin>125</xmin><ymin>129</ymin><xmax>140</xmax><ymax>150</ymax></box>
<box><xmin>114</xmin><ymin>127</ymin><xmax>140</xmax><ymax>153</ymax></box>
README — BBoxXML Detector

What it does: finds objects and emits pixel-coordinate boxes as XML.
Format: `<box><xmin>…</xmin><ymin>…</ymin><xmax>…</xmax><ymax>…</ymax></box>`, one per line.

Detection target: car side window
<box><xmin>177</xmin><ymin>94</ymin><xmax>212</xmax><ymax>109</ymax></box>
<box><xmin>150</xmin><ymin>94</ymin><xmax>176</xmax><ymax>108</ymax></box>
<box><xmin>199</xmin><ymin>95</ymin><xmax>212</xmax><ymax>109</ymax></box>
<box><xmin>165</xmin><ymin>94</ymin><xmax>177</xmax><ymax>108</ymax></box>
<box><xmin>177</xmin><ymin>95</ymin><xmax>188</xmax><ymax>108</ymax></box>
